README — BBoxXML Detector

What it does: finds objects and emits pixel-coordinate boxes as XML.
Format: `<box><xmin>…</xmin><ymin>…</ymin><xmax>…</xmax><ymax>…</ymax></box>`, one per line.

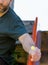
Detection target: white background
<box><xmin>14</xmin><ymin>0</ymin><xmax>48</xmax><ymax>31</ymax></box>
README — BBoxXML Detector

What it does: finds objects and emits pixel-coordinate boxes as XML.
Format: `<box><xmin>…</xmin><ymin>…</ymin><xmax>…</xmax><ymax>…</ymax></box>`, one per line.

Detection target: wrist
<box><xmin>29</xmin><ymin>46</ymin><xmax>36</xmax><ymax>55</ymax></box>
<box><xmin>31</xmin><ymin>46</ymin><xmax>36</xmax><ymax>50</ymax></box>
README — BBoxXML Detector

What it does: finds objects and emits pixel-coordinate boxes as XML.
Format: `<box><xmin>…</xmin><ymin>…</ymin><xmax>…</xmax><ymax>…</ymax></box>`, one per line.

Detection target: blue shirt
<box><xmin>0</xmin><ymin>7</ymin><xmax>27</xmax><ymax>55</ymax></box>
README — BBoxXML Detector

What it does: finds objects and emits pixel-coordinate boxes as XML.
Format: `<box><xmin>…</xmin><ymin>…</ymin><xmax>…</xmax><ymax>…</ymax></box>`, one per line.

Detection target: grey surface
<box><xmin>23</xmin><ymin>21</ymin><xmax>34</xmax><ymax>33</ymax></box>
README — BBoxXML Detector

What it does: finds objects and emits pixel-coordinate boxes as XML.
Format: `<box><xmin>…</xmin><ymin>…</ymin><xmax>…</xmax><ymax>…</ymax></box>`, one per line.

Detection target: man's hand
<box><xmin>18</xmin><ymin>33</ymin><xmax>41</xmax><ymax>62</ymax></box>
<box><xmin>29</xmin><ymin>46</ymin><xmax>41</xmax><ymax>62</ymax></box>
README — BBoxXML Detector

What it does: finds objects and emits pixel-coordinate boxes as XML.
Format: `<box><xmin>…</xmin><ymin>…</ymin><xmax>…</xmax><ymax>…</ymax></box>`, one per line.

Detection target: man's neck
<box><xmin>0</xmin><ymin>9</ymin><xmax>8</xmax><ymax>17</ymax></box>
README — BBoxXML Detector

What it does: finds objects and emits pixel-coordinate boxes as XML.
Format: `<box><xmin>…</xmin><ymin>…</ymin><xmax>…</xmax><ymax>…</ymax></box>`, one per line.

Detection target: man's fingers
<box><xmin>30</xmin><ymin>50</ymin><xmax>41</xmax><ymax>61</ymax></box>
<box><xmin>31</xmin><ymin>55</ymin><xmax>34</xmax><ymax>61</ymax></box>
<box><xmin>29</xmin><ymin>46</ymin><xmax>41</xmax><ymax>62</ymax></box>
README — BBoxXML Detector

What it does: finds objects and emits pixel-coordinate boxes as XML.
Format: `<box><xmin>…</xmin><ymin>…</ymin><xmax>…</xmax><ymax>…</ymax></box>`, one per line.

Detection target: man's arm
<box><xmin>18</xmin><ymin>33</ymin><xmax>35</xmax><ymax>53</ymax></box>
<box><xmin>18</xmin><ymin>33</ymin><xmax>41</xmax><ymax>61</ymax></box>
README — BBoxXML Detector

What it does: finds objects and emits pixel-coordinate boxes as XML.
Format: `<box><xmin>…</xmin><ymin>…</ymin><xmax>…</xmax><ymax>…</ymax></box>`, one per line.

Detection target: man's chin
<box><xmin>0</xmin><ymin>10</ymin><xmax>4</xmax><ymax>13</ymax></box>
<box><xmin>0</xmin><ymin>8</ymin><xmax>7</xmax><ymax>13</ymax></box>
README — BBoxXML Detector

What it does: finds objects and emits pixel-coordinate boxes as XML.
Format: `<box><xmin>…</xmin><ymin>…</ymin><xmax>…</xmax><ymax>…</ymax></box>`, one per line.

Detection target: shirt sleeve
<box><xmin>9</xmin><ymin>15</ymin><xmax>27</xmax><ymax>40</ymax></box>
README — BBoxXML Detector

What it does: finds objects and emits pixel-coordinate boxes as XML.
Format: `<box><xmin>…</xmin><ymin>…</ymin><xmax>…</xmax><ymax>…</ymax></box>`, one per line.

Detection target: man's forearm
<box><xmin>18</xmin><ymin>33</ymin><xmax>35</xmax><ymax>53</ymax></box>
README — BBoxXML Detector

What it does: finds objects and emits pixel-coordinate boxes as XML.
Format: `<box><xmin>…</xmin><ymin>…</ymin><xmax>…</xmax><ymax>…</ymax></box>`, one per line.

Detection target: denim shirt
<box><xmin>0</xmin><ymin>7</ymin><xmax>27</xmax><ymax>55</ymax></box>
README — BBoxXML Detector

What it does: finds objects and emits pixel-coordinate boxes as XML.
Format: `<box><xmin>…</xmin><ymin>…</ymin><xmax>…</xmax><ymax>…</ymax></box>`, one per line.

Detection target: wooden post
<box><xmin>27</xmin><ymin>17</ymin><xmax>38</xmax><ymax>65</ymax></box>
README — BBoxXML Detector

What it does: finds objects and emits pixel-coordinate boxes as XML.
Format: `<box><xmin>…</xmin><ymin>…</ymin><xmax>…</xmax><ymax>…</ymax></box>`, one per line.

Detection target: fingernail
<box><xmin>31</xmin><ymin>58</ymin><xmax>33</xmax><ymax>61</ymax></box>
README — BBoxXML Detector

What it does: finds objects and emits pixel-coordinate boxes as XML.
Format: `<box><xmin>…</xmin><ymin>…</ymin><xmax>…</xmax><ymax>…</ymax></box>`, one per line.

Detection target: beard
<box><xmin>0</xmin><ymin>4</ymin><xmax>9</xmax><ymax>13</ymax></box>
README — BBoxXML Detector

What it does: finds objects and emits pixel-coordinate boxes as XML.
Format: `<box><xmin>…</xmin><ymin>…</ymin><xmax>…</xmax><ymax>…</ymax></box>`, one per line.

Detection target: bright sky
<box><xmin>14</xmin><ymin>0</ymin><xmax>48</xmax><ymax>31</ymax></box>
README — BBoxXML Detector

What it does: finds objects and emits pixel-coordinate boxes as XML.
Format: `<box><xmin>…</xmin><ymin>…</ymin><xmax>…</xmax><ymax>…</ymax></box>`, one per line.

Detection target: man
<box><xmin>0</xmin><ymin>0</ymin><xmax>41</xmax><ymax>65</ymax></box>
